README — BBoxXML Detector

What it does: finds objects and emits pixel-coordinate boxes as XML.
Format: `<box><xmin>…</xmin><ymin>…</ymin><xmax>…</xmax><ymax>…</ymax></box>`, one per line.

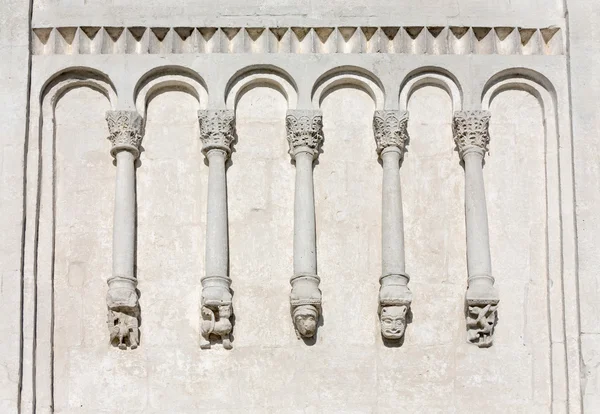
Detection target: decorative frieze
<box><xmin>32</xmin><ymin>26</ymin><xmax>563</xmax><ymax>56</ymax></box>
<box><xmin>287</xmin><ymin>109</ymin><xmax>323</xmax><ymax>339</ymax></box>
<box><xmin>105</xmin><ymin>110</ymin><xmax>143</xmax><ymax>350</ymax></box>
<box><xmin>286</xmin><ymin>110</ymin><xmax>324</xmax><ymax>158</ymax></box>
<box><xmin>374</xmin><ymin>110</ymin><xmax>412</xmax><ymax>341</ymax></box>
<box><xmin>452</xmin><ymin>110</ymin><xmax>499</xmax><ymax>347</ymax></box>
<box><xmin>198</xmin><ymin>110</ymin><xmax>235</xmax><ymax>349</ymax></box>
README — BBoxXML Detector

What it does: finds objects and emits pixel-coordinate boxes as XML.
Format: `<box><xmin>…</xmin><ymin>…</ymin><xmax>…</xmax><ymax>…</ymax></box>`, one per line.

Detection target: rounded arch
<box><xmin>311</xmin><ymin>66</ymin><xmax>385</xmax><ymax>110</ymax></box>
<box><xmin>399</xmin><ymin>67</ymin><xmax>462</xmax><ymax>112</ymax></box>
<box><xmin>40</xmin><ymin>67</ymin><xmax>117</xmax><ymax>109</ymax></box>
<box><xmin>134</xmin><ymin>65</ymin><xmax>208</xmax><ymax>115</ymax></box>
<box><xmin>225</xmin><ymin>65</ymin><xmax>298</xmax><ymax>110</ymax></box>
<box><xmin>480</xmin><ymin>67</ymin><xmax>567</xmax><ymax>412</ymax></box>
<box><xmin>481</xmin><ymin>67</ymin><xmax>556</xmax><ymax>111</ymax></box>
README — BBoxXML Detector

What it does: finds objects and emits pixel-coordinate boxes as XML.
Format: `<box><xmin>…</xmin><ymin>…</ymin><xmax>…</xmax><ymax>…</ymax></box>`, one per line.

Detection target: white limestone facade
<box><xmin>1</xmin><ymin>0</ymin><xmax>599</xmax><ymax>413</ymax></box>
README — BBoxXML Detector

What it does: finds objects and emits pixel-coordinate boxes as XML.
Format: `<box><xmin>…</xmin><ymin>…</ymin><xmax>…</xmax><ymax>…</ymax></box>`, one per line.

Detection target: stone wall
<box><xmin>1</xmin><ymin>0</ymin><xmax>597</xmax><ymax>413</ymax></box>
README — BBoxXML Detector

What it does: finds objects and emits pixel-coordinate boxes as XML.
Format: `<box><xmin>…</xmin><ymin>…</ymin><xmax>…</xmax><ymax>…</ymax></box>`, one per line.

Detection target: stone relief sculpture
<box><xmin>286</xmin><ymin>110</ymin><xmax>324</xmax><ymax>339</ymax></box>
<box><xmin>105</xmin><ymin>110</ymin><xmax>144</xmax><ymax>350</ymax></box>
<box><xmin>452</xmin><ymin>110</ymin><xmax>499</xmax><ymax>347</ymax></box>
<box><xmin>373</xmin><ymin>111</ymin><xmax>412</xmax><ymax>341</ymax></box>
<box><xmin>198</xmin><ymin>110</ymin><xmax>235</xmax><ymax>349</ymax></box>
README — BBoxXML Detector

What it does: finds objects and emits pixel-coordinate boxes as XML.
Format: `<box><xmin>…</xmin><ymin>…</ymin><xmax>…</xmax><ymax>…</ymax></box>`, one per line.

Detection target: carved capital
<box><xmin>106</xmin><ymin>111</ymin><xmax>143</xmax><ymax>158</ymax></box>
<box><xmin>373</xmin><ymin>110</ymin><xmax>409</xmax><ymax>155</ymax></box>
<box><xmin>286</xmin><ymin>110</ymin><xmax>324</xmax><ymax>159</ymax></box>
<box><xmin>198</xmin><ymin>110</ymin><xmax>235</xmax><ymax>156</ymax></box>
<box><xmin>452</xmin><ymin>110</ymin><xmax>491</xmax><ymax>159</ymax></box>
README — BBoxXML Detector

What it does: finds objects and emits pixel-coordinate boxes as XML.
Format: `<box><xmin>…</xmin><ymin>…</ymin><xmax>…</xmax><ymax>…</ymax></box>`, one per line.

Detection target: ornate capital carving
<box><xmin>106</xmin><ymin>110</ymin><xmax>144</xmax><ymax>158</ymax></box>
<box><xmin>373</xmin><ymin>110</ymin><xmax>409</xmax><ymax>155</ymax></box>
<box><xmin>198</xmin><ymin>110</ymin><xmax>235</xmax><ymax>156</ymax></box>
<box><xmin>452</xmin><ymin>110</ymin><xmax>491</xmax><ymax>159</ymax></box>
<box><xmin>286</xmin><ymin>110</ymin><xmax>324</xmax><ymax>158</ymax></box>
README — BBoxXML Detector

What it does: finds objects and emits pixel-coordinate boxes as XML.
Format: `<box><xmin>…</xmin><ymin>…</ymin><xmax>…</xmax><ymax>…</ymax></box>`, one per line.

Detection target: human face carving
<box><xmin>380</xmin><ymin>306</ymin><xmax>407</xmax><ymax>339</ymax></box>
<box><xmin>293</xmin><ymin>305</ymin><xmax>318</xmax><ymax>338</ymax></box>
<box><xmin>295</xmin><ymin>314</ymin><xmax>317</xmax><ymax>337</ymax></box>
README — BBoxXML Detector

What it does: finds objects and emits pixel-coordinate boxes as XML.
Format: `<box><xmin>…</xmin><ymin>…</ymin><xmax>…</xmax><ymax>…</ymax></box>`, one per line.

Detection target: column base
<box><xmin>200</xmin><ymin>276</ymin><xmax>233</xmax><ymax>350</ymax></box>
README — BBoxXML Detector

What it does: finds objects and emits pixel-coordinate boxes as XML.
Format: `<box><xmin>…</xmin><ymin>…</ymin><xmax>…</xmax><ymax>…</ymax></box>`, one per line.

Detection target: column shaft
<box><xmin>113</xmin><ymin>150</ymin><xmax>136</xmax><ymax>279</ymax></box>
<box><xmin>105</xmin><ymin>110</ymin><xmax>143</xmax><ymax>350</ymax></box>
<box><xmin>205</xmin><ymin>149</ymin><xmax>229</xmax><ymax>277</ymax></box>
<box><xmin>381</xmin><ymin>148</ymin><xmax>406</xmax><ymax>276</ymax></box>
<box><xmin>286</xmin><ymin>110</ymin><xmax>323</xmax><ymax>339</ymax></box>
<box><xmin>453</xmin><ymin>110</ymin><xmax>498</xmax><ymax>348</ymax></box>
<box><xmin>198</xmin><ymin>109</ymin><xmax>235</xmax><ymax>350</ymax></box>
<box><xmin>293</xmin><ymin>150</ymin><xmax>317</xmax><ymax>276</ymax></box>
<box><xmin>464</xmin><ymin>151</ymin><xmax>492</xmax><ymax>279</ymax></box>
<box><xmin>373</xmin><ymin>110</ymin><xmax>411</xmax><ymax>341</ymax></box>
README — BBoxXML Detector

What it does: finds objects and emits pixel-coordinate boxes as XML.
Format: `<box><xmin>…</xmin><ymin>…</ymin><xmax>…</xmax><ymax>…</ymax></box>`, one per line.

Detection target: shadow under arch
<box><xmin>134</xmin><ymin>65</ymin><xmax>208</xmax><ymax>115</ymax></box>
<box><xmin>311</xmin><ymin>65</ymin><xmax>385</xmax><ymax>109</ymax></box>
<box><xmin>399</xmin><ymin>66</ymin><xmax>462</xmax><ymax>112</ymax></box>
<box><xmin>40</xmin><ymin>66</ymin><xmax>117</xmax><ymax>109</ymax></box>
<box><xmin>480</xmin><ymin>67</ymin><xmax>568</xmax><ymax>413</ymax></box>
<box><xmin>224</xmin><ymin>64</ymin><xmax>298</xmax><ymax>110</ymax></box>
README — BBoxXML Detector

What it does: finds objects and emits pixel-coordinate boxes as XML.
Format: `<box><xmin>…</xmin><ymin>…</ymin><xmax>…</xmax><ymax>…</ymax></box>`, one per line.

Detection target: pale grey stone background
<box><xmin>2</xmin><ymin>0</ymin><xmax>600</xmax><ymax>413</ymax></box>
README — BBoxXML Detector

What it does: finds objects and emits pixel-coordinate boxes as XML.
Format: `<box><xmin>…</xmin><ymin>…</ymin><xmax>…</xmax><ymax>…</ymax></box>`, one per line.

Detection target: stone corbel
<box><xmin>198</xmin><ymin>110</ymin><xmax>235</xmax><ymax>349</ymax></box>
<box><xmin>453</xmin><ymin>110</ymin><xmax>499</xmax><ymax>348</ymax></box>
<box><xmin>373</xmin><ymin>110</ymin><xmax>412</xmax><ymax>341</ymax></box>
<box><xmin>105</xmin><ymin>110</ymin><xmax>143</xmax><ymax>350</ymax></box>
<box><xmin>286</xmin><ymin>110</ymin><xmax>324</xmax><ymax>339</ymax></box>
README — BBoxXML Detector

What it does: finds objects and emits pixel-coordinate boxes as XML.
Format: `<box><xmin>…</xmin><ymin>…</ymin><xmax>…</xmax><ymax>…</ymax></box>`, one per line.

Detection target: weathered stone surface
<box><xmin>0</xmin><ymin>0</ymin><xmax>594</xmax><ymax>412</ymax></box>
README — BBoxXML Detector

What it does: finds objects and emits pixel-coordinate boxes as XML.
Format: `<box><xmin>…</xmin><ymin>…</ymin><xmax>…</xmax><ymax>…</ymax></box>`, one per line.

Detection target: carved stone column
<box><xmin>286</xmin><ymin>110</ymin><xmax>323</xmax><ymax>339</ymax></box>
<box><xmin>105</xmin><ymin>110</ymin><xmax>143</xmax><ymax>350</ymax></box>
<box><xmin>198</xmin><ymin>110</ymin><xmax>235</xmax><ymax>349</ymax></box>
<box><xmin>453</xmin><ymin>110</ymin><xmax>499</xmax><ymax>348</ymax></box>
<box><xmin>373</xmin><ymin>110</ymin><xmax>412</xmax><ymax>341</ymax></box>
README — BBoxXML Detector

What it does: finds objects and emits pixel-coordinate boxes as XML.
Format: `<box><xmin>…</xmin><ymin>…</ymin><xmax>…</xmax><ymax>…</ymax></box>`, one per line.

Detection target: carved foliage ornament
<box><xmin>106</xmin><ymin>110</ymin><xmax>143</xmax><ymax>157</ymax></box>
<box><xmin>452</xmin><ymin>110</ymin><xmax>491</xmax><ymax>159</ymax></box>
<box><xmin>198</xmin><ymin>110</ymin><xmax>235</xmax><ymax>155</ymax></box>
<box><xmin>373</xmin><ymin>110</ymin><xmax>410</xmax><ymax>155</ymax></box>
<box><xmin>286</xmin><ymin>110</ymin><xmax>324</xmax><ymax>157</ymax></box>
